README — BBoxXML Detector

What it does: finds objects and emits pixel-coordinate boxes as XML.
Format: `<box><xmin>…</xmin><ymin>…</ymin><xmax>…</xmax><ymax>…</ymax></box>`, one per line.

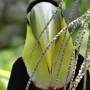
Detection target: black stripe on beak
<box><xmin>27</xmin><ymin>0</ymin><xmax>58</xmax><ymax>13</ymax></box>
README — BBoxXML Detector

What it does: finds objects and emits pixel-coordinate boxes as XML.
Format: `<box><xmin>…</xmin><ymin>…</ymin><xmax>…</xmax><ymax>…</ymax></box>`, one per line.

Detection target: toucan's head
<box><xmin>23</xmin><ymin>0</ymin><xmax>75</xmax><ymax>89</ymax></box>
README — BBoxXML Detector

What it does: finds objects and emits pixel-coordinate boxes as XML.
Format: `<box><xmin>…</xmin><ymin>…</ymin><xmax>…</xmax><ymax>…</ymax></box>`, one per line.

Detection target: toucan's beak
<box><xmin>27</xmin><ymin>2</ymin><xmax>59</xmax><ymax>72</ymax></box>
<box><xmin>23</xmin><ymin>1</ymin><xmax>75</xmax><ymax>89</ymax></box>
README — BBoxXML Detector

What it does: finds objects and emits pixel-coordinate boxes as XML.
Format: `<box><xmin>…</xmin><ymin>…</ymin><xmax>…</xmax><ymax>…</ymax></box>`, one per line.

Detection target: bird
<box><xmin>7</xmin><ymin>0</ymin><xmax>90</xmax><ymax>90</ymax></box>
<box><xmin>22</xmin><ymin>0</ymin><xmax>75</xmax><ymax>89</ymax></box>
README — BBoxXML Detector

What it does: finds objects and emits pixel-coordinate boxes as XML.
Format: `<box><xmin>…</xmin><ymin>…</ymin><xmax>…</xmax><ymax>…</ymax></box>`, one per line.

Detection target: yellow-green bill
<box><xmin>22</xmin><ymin>2</ymin><xmax>75</xmax><ymax>89</ymax></box>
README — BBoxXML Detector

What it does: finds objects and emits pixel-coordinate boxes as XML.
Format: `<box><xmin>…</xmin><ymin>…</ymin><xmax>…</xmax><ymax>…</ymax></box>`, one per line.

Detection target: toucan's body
<box><xmin>8</xmin><ymin>0</ymin><xmax>90</xmax><ymax>90</ymax></box>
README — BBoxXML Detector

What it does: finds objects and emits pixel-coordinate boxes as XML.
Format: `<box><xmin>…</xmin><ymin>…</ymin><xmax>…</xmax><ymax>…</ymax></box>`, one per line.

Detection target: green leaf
<box><xmin>0</xmin><ymin>69</ymin><xmax>10</xmax><ymax>79</ymax></box>
<box><xmin>0</xmin><ymin>80</ymin><xmax>6</xmax><ymax>90</ymax></box>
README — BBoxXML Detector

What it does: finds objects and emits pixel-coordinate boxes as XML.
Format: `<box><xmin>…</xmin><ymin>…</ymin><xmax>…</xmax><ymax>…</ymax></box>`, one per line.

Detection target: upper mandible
<box><xmin>27</xmin><ymin>0</ymin><xmax>59</xmax><ymax>13</ymax></box>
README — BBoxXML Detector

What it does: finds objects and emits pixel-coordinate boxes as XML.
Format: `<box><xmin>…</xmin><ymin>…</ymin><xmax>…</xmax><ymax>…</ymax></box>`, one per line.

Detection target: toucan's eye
<box><xmin>26</xmin><ymin>18</ymin><xmax>29</xmax><ymax>25</ymax></box>
<box><xmin>26</xmin><ymin>13</ymin><xmax>31</xmax><ymax>25</ymax></box>
<box><xmin>61</xmin><ymin>10</ymin><xmax>64</xmax><ymax>17</ymax></box>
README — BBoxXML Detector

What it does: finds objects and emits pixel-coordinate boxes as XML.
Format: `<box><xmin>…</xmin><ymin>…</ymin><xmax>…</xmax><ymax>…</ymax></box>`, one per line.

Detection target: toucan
<box><xmin>7</xmin><ymin>0</ymin><xmax>90</xmax><ymax>90</ymax></box>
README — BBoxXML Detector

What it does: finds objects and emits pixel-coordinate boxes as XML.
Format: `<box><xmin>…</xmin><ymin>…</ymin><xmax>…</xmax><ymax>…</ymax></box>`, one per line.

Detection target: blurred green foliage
<box><xmin>0</xmin><ymin>46</ymin><xmax>23</xmax><ymax>71</ymax></box>
<box><xmin>0</xmin><ymin>80</ymin><xmax>6</xmax><ymax>90</ymax></box>
<box><xmin>0</xmin><ymin>0</ymin><xmax>28</xmax><ymax>89</ymax></box>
